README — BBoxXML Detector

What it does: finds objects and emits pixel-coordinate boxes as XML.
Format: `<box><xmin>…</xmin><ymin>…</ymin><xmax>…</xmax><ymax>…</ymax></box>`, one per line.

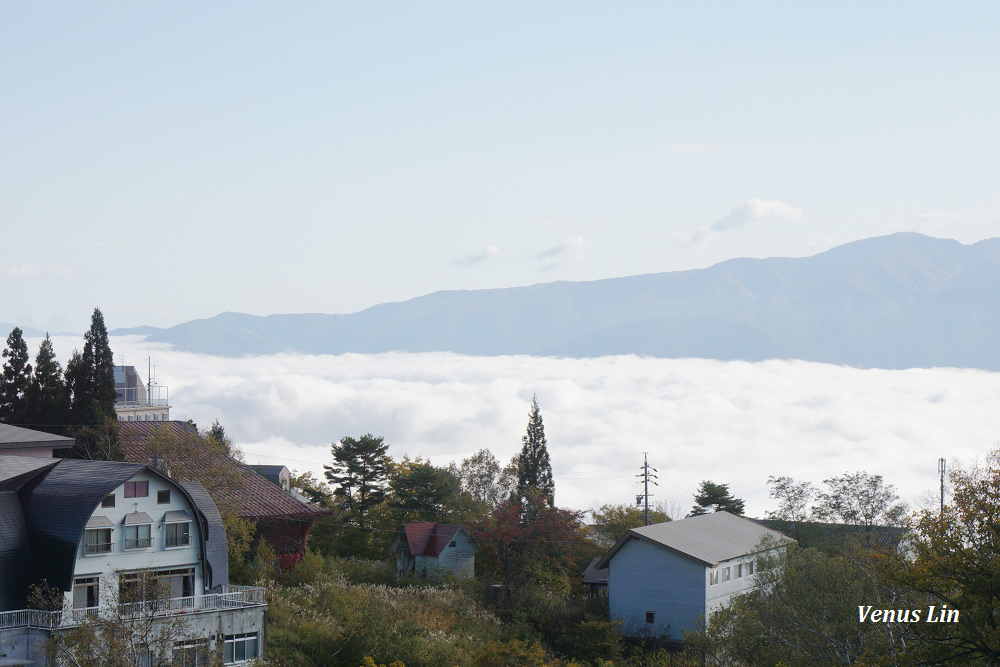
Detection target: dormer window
<box><xmin>84</xmin><ymin>516</ymin><xmax>114</xmax><ymax>555</ymax></box>
<box><xmin>124</xmin><ymin>511</ymin><xmax>154</xmax><ymax>550</ymax></box>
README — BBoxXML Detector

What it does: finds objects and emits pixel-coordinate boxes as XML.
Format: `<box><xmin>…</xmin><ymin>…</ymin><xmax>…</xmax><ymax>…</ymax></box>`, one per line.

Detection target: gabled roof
<box><xmin>596</xmin><ymin>511</ymin><xmax>792</xmax><ymax>569</ymax></box>
<box><xmin>400</xmin><ymin>521</ymin><xmax>464</xmax><ymax>558</ymax></box>
<box><xmin>0</xmin><ymin>424</ymin><xmax>73</xmax><ymax>451</ymax></box>
<box><xmin>119</xmin><ymin>421</ymin><xmax>325</xmax><ymax>521</ymax></box>
<box><xmin>582</xmin><ymin>557</ymin><xmax>608</xmax><ymax>586</ymax></box>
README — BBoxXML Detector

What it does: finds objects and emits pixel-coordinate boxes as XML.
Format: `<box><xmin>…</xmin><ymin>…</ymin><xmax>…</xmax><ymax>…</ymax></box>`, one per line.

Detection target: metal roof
<box><xmin>163</xmin><ymin>509</ymin><xmax>193</xmax><ymax>523</ymax></box>
<box><xmin>0</xmin><ymin>491</ymin><xmax>30</xmax><ymax>610</ymax></box>
<box><xmin>596</xmin><ymin>511</ymin><xmax>792</xmax><ymax>569</ymax></box>
<box><xmin>180</xmin><ymin>481</ymin><xmax>228</xmax><ymax>590</ymax></box>
<box><xmin>582</xmin><ymin>556</ymin><xmax>608</xmax><ymax>586</ymax></box>
<box><xmin>123</xmin><ymin>511</ymin><xmax>154</xmax><ymax>525</ymax></box>
<box><xmin>0</xmin><ymin>424</ymin><xmax>74</xmax><ymax>451</ymax></box>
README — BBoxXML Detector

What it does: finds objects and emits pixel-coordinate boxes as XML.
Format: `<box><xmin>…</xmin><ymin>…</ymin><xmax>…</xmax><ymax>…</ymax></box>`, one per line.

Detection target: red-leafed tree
<box><xmin>471</xmin><ymin>490</ymin><xmax>586</xmax><ymax>609</ymax></box>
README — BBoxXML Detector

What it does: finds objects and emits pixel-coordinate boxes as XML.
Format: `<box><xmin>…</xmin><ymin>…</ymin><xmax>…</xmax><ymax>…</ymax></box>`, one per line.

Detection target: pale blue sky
<box><xmin>3</xmin><ymin>2</ymin><xmax>999</xmax><ymax>332</ymax></box>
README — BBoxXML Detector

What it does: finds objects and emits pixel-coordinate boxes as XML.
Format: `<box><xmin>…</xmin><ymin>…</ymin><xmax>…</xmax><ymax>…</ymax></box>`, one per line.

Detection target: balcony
<box><xmin>115</xmin><ymin>385</ymin><xmax>169</xmax><ymax>408</ymax></box>
<box><xmin>84</xmin><ymin>542</ymin><xmax>113</xmax><ymax>555</ymax></box>
<box><xmin>124</xmin><ymin>537</ymin><xmax>154</xmax><ymax>550</ymax></box>
<box><xmin>0</xmin><ymin>585</ymin><xmax>266</xmax><ymax>630</ymax></box>
<box><xmin>165</xmin><ymin>534</ymin><xmax>190</xmax><ymax>548</ymax></box>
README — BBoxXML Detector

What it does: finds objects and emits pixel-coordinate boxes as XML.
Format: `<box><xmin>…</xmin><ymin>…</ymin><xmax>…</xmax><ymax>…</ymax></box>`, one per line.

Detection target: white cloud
<box><xmin>690</xmin><ymin>199</ymin><xmax>803</xmax><ymax>246</ymax></box>
<box><xmin>890</xmin><ymin>211</ymin><xmax>965</xmax><ymax>237</ymax></box>
<box><xmin>5</xmin><ymin>264</ymin><xmax>72</xmax><ymax>281</ymax></box>
<box><xmin>451</xmin><ymin>245</ymin><xmax>500</xmax><ymax>269</ymax></box>
<box><xmin>535</xmin><ymin>236</ymin><xmax>585</xmax><ymax>271</ymax></box>
<box><xmin>58</xmin><ymin>334</ymin><xmax>1000</xmax><ymax>518</ymax></box>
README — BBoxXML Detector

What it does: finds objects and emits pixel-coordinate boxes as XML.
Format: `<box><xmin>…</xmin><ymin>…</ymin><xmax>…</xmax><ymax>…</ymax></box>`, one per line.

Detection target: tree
<box><xmin>765</xmin><ymin>475</ymin><xmax>815</xmax><ymax>522</ymax></box>
<box><xmin>324</xmin><ymin>433</ymin><xmax>391</xmax><ymax>529</ymax></box>
<box><xmin>588</xmin><ymin>503</ymin><xmax>671</xmax><ymax>549</ymax></box>
<box><xmin>388</xmin><ymin>456</ymin><xmax>460</xmax><ymax>523</ymax></box>
<box><xmin>517</xmin><ymin>395</ymin><xmax>554</xmax><ymax>507</ymax></box>
<box><xmin>24</xmin><ymin>333</ymin><xmax>69</xmax><ymax>428</ymax></box>
<box><xmin>900</xmin><ymin>449</ymin><xmax>1000</xmax><ymax>663</ymax></box>
<box><xmin>812</xmin><ymin>471</ymin><xmax>907</xmax><ymax>529</ymax></box>
<box><xmin>690</xmin><ymin>481</ymin><xmax>745</xmax><ymax>516</ymax></box>
<box><xmin>471</xmin><ymin>491</ymin><xmax>586</xmax><ymax>609</ymax></box>
<box><xmin>67</xmin><ymin>308</ymin><xmax>117</xmax><ymax>426</ymax></box>
<box><xmin>450</xmin><ymin>448</ymin><xmax>518</xmax><ymax>514</ymax></box>
<box><xmin>0</xmin><ymin>327</ymin><xmax>32</xmax><ymax>424</ymax></box>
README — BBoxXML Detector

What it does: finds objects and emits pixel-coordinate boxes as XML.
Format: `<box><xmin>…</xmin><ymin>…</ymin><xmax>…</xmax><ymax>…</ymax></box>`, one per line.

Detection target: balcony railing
<box><xmin>124</xmin><ymin>537</ymin><xmax>154</xmax><ymax>550</ymax></box>
<box><xmin>0</xmin><ymin>585</ymin><xmax>266</xmax><ymax>630</ymax></box>
<box><xmin>84</xmin><ymin>543</ymin><xmax>114</xmax><ymax>555</ymax></box>
<box><xmin>165</xmin><ymin>534</ymin><xmax>190</xmax><ymax>548</ymax></box>
<box><xmin>116</xmin><ymin>385</ymin><xmax>169</xmax><ymax>408</ymax></box>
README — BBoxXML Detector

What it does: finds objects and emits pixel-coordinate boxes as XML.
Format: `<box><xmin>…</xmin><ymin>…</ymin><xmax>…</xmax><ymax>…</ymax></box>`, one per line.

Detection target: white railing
<box><xmin>0</xmin><ymin>586</ymin><xmax>265</xmax><ymax>630</ymax></box>
<box><xmin>116</xmin><ymin>385</ymin><xmax>169</xmax><ymax>408</ymax></box>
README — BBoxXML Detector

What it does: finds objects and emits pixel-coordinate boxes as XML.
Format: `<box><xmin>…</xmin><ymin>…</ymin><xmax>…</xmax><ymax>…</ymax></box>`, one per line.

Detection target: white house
<box><xmin>0</xmin><ymin>455</ymin><xmax>266</xmax><ymax>665</ymax></box>
<box><xmin>595</xmin><ymin>511</ymin><xmax>791</xmax><ymax>639</ymax></box>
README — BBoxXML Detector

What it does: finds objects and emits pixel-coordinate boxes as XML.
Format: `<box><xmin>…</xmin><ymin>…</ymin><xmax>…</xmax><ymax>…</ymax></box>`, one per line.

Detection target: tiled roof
<box><xmin>597</xmin><ymin>511</ymin><xmax>792</xmax><ymax>568</ymax></box>
<box><xmin>582</xmin><ymin>557</ymin><xmax>608</xmax><ymax>586</ymax></box>
<box><xmin>119</xmin><ymin>421</ymin><xmax>325</xmax><ymax>521</ymax></box>
<box><xmin>402</xmin><ymin>521</ymin><xmax>463</xmax><ymax>557</ymax></box>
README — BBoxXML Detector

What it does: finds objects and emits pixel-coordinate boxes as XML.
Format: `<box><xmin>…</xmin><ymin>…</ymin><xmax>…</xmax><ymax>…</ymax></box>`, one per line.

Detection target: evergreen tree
<box><xmin>0</xmin><ymin>327</ymin><xmax>32</xmax><ymax>424</ymax></box>
<box><xmin>324</xmin><ymin>433</ymin><xmax>391</xmax><ymax>529</ymax></box>
<box><xmin>516</xmin><ymin>395</ymin><xmax>554</xmax><ymax>507</ymax></box>
<box><xmin>25</xmin><ymin>333</ymin><xmax>69</xmax><ymax>427</ymax></box>
<box><xmin>690</xmin><ymin>480</ymin><xmax>745</xmax><ymax>516</ymax></box>
<box><xmin>68</xmin><ymin>308</ymin><xmax>117</xmax><ymax>425</ymax></box>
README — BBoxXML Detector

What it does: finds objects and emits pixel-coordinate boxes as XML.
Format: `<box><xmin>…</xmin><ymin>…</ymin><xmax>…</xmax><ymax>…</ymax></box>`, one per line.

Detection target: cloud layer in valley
<box><xmin>41</xmin><ymin>335</ymin><xmax>1000</xmax><ymax>518</ymax></box>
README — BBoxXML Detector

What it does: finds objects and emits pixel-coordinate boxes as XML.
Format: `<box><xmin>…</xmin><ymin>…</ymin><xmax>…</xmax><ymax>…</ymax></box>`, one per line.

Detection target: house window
<box><xmin>173</xmin><ymin>640</ymin><xmax>209</xmax><ymax>666</ymax></box>
<box><xmin>128</xmin><ymin>415</ymin><xmax>134</xmax><ymax>421</ymax></box>
<box><xmin>102</xmin><ymin>494</ymin><xmax>115</xmax><ymax>508</ymax></box>
<box><xmin>157</xmin><ymin>489</ymin><xmax>171</xmax><ymax>504</ymax></box>
<box><xmin>722</xmin><ymin>567</ymin><xmax>731</xmax><ymax>582</ymax></box>
<box><xmin>84</xmin><ymin>528</ymin><xmax>113</xmax><ymax>555</ymax></box>
<box><xmin>223</xmin><ymin>633</ymin><xmax>259</xmax><ymax>664</ymax></box>
<box><xmin>157</xmin><ymin>567</ymin><xmax>195</xmax><ymax>600</ymax></box>
<box><xmin>165</xmin><ymin>522</ymin><xmax>190</xmax><ymax>548</ymax></box>
<box><xmin>124</xmin><ymin>523</ymin><xmax>152</xmax><ymax>550</ymax></box>
<box><xmin>73</xmin><ymin>576</ymin><xmax>99</xmax><ymax>610</ymax></box>
<box><xmin>709</xmin><ymin>569</ymin><xmax>719</xmax><ymax>585</ymax></box>
<box><xmin>449</xmin><ymin>541</ymin><xmax>456</xmax><ymax>547</ymax></box>
<box><xmin>153</xmin><ymin>413</ymin><xmax>159</xmax><ymax>421</ymax></box>
<box><xmin>645</xmin><ymin>611</ymin><xmax>655</xmax><ymax>624</ymax></box>
<box><xmin>736</xmin><ymin>563</ymin><xmax>743</xmax><ymax>578</ymax></box>
<box><xmin>125</xmin><ymin>481</ymin><xmax>149</xmax><ymax>498</ymax></box>
<box><xmin>746</xmin><ymin>561</ymin><xmax>754</xmax><ymax>575</ymax></box>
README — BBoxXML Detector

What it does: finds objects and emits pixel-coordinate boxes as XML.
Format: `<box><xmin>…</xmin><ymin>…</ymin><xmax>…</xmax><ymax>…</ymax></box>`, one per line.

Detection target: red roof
<box><xmin>118</xmin><ymin>421</ymin><xmax>326</xmax><ymax>521</ymax></box>
<box><xmin>403</xmin><ymin>521</ymin><xmax>463</xmax><ymax>557</ymax></box>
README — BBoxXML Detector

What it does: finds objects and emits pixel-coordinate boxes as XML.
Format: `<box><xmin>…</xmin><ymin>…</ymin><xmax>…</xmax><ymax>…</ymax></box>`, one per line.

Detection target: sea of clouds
<box><xmin>34</xmin><ymin>335</ymin><xmax>1000</xmax><ymax>518</ymax></box>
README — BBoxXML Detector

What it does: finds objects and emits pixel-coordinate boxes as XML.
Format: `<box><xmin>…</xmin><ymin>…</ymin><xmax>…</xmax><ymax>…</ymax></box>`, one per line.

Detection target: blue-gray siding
<box><xmin>608</xmin><ymin>537</ymin><xmax>706</xmax><ymax>638</ymax></box>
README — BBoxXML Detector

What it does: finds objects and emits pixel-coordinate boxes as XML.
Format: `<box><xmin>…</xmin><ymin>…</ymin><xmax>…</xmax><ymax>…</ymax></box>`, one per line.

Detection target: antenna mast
<box><xmin>938</xmin><ymin>457</ymin><xmax>946</xmax><ymax>514</ymax></box>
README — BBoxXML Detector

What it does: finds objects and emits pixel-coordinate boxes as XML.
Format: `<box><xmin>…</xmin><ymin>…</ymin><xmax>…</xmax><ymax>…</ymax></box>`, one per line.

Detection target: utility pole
<box><xmin>938</xmin><ymin>457</ymin><xmax>946</xmax><ymax>514</ymax></box>
<box><xmin>636</xmin><ymin>453</ymin><xmax>659</xmax><ymax>526</ymax></box>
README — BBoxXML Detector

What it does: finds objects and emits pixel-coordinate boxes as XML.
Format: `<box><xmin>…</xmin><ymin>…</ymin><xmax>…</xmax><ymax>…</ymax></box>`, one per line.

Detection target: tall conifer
<box><xmin>0</xmin><ymin>327</ymin><xmax>32</xmax><ymax>424</ymax></box>
<box><xmin>26</xmin><ymin>333</ymin><xmax>69</xmax><ymax>427</ymax></box>
<box><xmin>516</xmin><ymin>394</ymin><xmax>554</xmax><ymax>507</ymax></box>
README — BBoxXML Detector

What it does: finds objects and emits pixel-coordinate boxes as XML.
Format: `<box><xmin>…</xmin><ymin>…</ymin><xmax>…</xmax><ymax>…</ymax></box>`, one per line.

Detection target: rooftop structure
<box><xmin>114</xmin><ymin>364</ymin><xmax>170</xmax><ymax>423</ymax></box>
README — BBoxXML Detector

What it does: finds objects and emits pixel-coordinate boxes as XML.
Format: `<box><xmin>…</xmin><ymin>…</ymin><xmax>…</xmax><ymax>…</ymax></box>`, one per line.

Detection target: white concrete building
<box><xmin>115</xmin><ymin>365</ymin><xmax>170</xmax><ymax>423</ymax></box>
<box><xmin>0</xmin><ymin>455</ymin><xmax>265</xmax><ymax>665</ymax></box>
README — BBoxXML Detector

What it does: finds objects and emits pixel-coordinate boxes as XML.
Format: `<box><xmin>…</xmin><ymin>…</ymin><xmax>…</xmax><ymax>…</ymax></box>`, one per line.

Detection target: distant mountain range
<box><xmin>110</xmin><ymin>233</ymin><xmax>1000</xmax><ymax>370</ymax></box>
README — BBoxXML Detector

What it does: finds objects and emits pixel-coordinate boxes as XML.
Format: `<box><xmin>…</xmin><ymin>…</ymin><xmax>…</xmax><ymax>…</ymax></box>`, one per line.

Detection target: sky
<box><xmin>35</xmin><ymin>335</ymin><xmax>1000</xmax><ymax>518</ymax></box>
<box><xmin>3</xmin><ymin>2</ymin><xmax>1000</xmax><ymax>333</ymax></box>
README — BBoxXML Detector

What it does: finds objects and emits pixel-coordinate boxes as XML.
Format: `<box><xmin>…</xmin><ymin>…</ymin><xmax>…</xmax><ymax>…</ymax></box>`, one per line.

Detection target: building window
<box><xmin>73</xmin><ymin>576</ymin><xmax>99</xmax><ymax>611</ymax></box>
<box><xmin>157</xmin><ymin>489</ymin><xmax>171</xmax><ymax>504</ymax></box>
<box><xmin>153</xmin><ymin>413</ymin><xmax>159</xmax><ymax>421</ymax></box>
<box><xmin>84</xmin><ymin>528</ymin><xmax>113</xmax><ymax>555</ymax></box>
<box><xmin>102</xmin><ymin>494</ymin><xmax>115</xmax><ymax>508</ymax></box>
<box><xmin>128</xmin><ymin>415</ymin><xmax>134</xmax><ymax>421</ymax></box>
<box><xmin>144</xmin><ymin>414</ymin><xmax>150</xmax><ymax>421</ymax></box>
<box><xmin>158</xmin><ymin>567</ymin><xmax>195</xmax><ymax>600</ymax></box>
<box><xmin>124</xmin><ymin>523</ymin><xmax>153</xmax><ymax>550</ymax></box>
<box><xmin>645</xmin><ymin>611</ymin><xmax>655</xmax><ymax>624</ymax></box>
<box><xmin>173</xmin><ymin>640</ymin><xmax>209</xmax><ymax>666</ymax></box>
<box><xmin>746</xmin><ymin>561</ymin><xmax>754</xmax><ymax>576</ymax></box>
<box><xmin>165</xmin><ymin>522</ymin><xmax>190</xmax><ymax>548</ymax></box>
<box><xmin>449</xmin><ymin>541</ymin><xmax>456</xmax><ymax>547</ymax></box>
<box><xmin>125</xmin><ymin>481</ymin><xmax>149</xmax><ymax>498</ymax></box>
<box><xmin>224</xmin><ymin>633</ymin><xmax>258</xmax><ymax>664</ymax></box>
<box><xmin>709</xmin><ymin>569</ymin><xmax>719</xmax><ymax>585</ymax></box>
<box><xmin>722</xmin><ymin>567</ymin><xmax>731</xmax><ymax>582</ymax></box>
<box><xmin>162</xmin><ymin>413</ymin><xmax>168</xmax><ymax>420</ymax></box>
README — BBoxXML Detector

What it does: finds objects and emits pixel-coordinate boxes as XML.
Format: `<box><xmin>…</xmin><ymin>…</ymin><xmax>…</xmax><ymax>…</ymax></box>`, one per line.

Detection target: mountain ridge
<box><xmin>109</xmin><ymin>233</ymin><xmax>1000</xmax><ymax>370</ymax></box>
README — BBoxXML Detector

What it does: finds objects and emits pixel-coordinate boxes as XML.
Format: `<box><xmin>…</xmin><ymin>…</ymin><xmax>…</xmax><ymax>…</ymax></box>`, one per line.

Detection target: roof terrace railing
<box><xmin>0</xmin><ymin>585</ymin><xmax>266</xmax><ymax>630</ymax></box>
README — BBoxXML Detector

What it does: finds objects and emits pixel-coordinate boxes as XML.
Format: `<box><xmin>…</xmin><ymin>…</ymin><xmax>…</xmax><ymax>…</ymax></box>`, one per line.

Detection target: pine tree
<box><xmin>516</xmin><ymin>395</ymin><xmax>554</xmax><ymax>507</ymax></box>
<box><xmin>25</xmin><ymin>333</ymin><xmax>69</xmax><ymax>427</ymax></box>
<box><xmin>324</xmin><ymin>433</ymin><xmax>391</xmax><ymax>529</ymax></box>
<box><xmin>690</xmin><ymin>480</ymin><xmax>745</xmax><ymax>516</ymax></box>
<box><xmin>69</xmin><ymin>308</ymin><xmax>117</xmax><ymax>425</ymax></box>
<box><xmin>0</xmin><ymin>327</ymin><xmax>33</xmax><ymax>424</ymax></box>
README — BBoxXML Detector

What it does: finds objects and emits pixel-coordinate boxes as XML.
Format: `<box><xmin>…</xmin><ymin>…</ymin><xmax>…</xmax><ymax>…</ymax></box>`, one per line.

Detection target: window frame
<box><xmin>84</xmin><ymin>528</ymin><xmax>113</xmax><ymax>555</ymax></box>
<box><xmin>165</xmin><ymin>521</ymin><xmax>191</xmax><ymax>548</ymax></box>
<box><xmin>223</xmin><ymin>632</ymin><xmax>259</xmax><ymax>664</ymax></box>
<box><xmin>124</xmin><ymin>523</ymin><xmax>153</xmax><ymax>550</ymax></box>
<box><xmin>124</xmin><ymin>480</ymin><xmax>149</xmax><ymax>498</ymax></box>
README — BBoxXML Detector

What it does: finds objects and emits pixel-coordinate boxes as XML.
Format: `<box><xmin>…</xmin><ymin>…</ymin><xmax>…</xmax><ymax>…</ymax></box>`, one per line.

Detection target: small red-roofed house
<box><xmin>393</xmin><ymin>521</ymin><xmax>475</xmax><ymax>579</ymax></box>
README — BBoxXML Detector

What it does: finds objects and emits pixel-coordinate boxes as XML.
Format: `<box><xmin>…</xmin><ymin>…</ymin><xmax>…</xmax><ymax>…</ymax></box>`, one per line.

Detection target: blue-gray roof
<box><xmin>0</xmin><ymin>491</ymin><xmax>30</xmax><ymax>610</ymax></box>
<box><xmin>0</xmin><ymin>424</ymin><xmax>74</xmax><ymax>452</ymax></box>
<box><xmin>597</xmin><ymin>511</ymin><xmax>792</xmax><ymax>568</ymax></box>
<box><xmin>181</xmin><ymin>481</ymin><xmax>228</xmax><ymax>590</ymax></box>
